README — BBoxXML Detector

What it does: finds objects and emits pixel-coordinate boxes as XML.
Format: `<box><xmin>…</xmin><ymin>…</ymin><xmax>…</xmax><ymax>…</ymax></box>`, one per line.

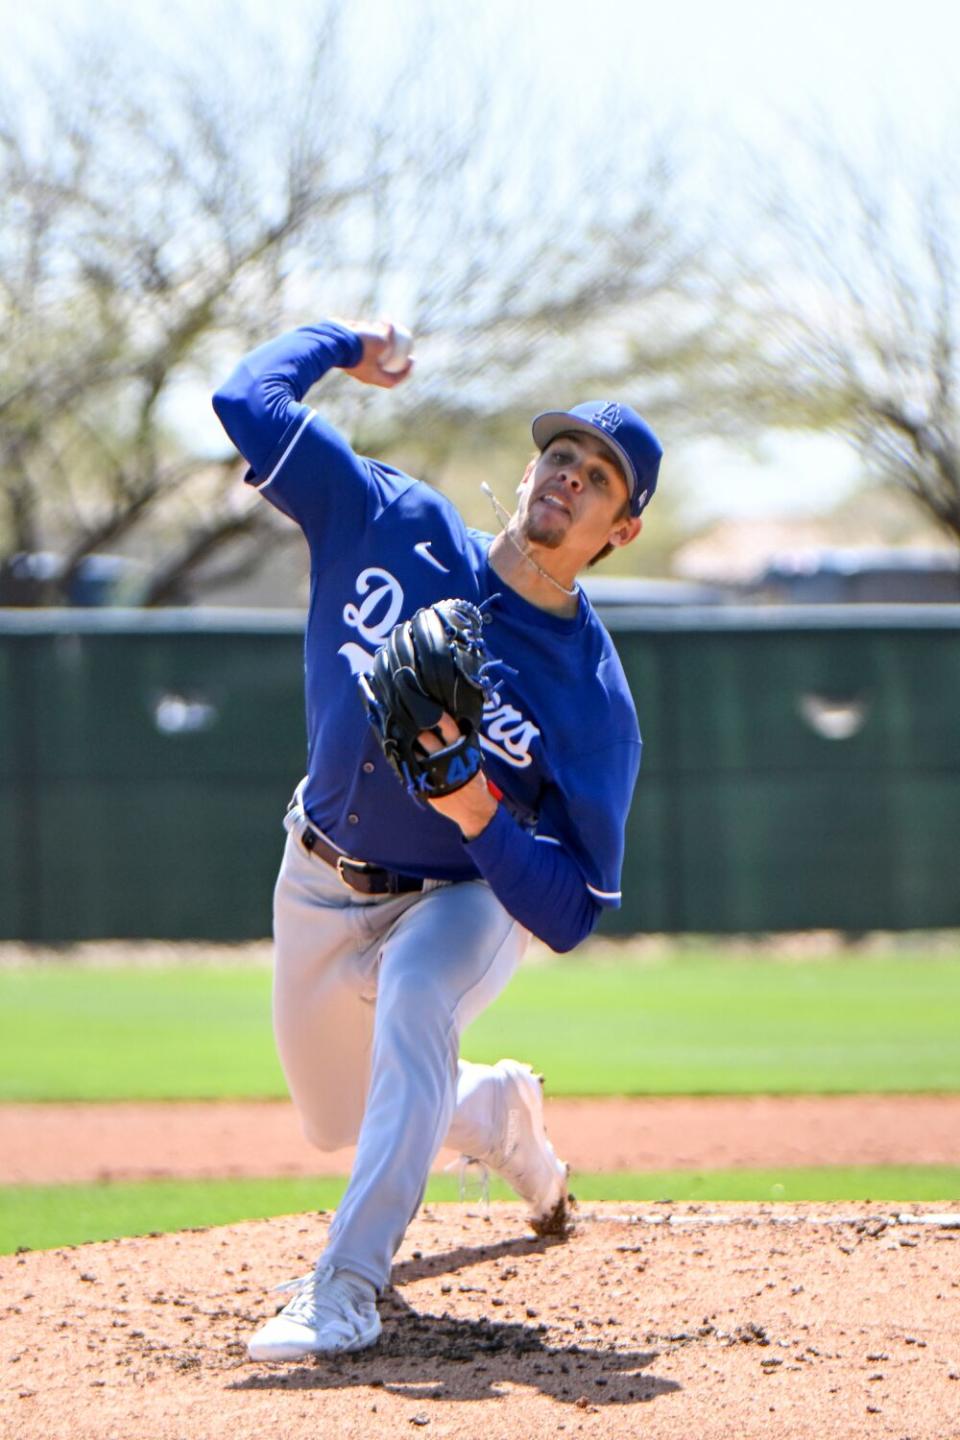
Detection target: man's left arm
<box><xmin>461</xmin><ymin>800</ymin><xmax>602</xmax><ymax>953</ymax></box>
<box><xmin>423</xmin><ymin>718</ymin><xmax>634</xmax><ymax>953</ymax></box>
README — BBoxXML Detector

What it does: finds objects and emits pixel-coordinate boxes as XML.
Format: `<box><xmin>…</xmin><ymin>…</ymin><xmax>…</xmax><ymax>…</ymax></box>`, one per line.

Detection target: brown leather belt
<box><xmin>300</xmin><ymin>823</ymin><xmax>425</xmax><ymax>897</ymax></box>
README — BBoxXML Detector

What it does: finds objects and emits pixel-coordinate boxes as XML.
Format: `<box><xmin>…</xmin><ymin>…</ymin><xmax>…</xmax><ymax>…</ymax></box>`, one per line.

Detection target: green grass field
<box><xmin>2</xmin><ymin>948</ymin><xmax>959</xmax><ymax>1100</ymax></box>
<box><xmin>2</xmin><ymin>942</ymin><xmax>958</xmax><ymax>1251</ymax></box>
<box><xmin>3</xmin><ymin>1167</ymin><xmax>959</xmax><ymax>1256</ymax></box>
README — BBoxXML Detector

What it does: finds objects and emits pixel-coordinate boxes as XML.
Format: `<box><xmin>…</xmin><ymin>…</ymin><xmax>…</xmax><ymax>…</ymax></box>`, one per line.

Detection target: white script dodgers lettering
<box><xmin>479</xmin><ymin>692</ymin><xmax>540</xmax><ymax>769</ymax></box>
<box><xmin>338</xmin><ymin>567</ymin><xmax>405</xmax><ymax>674</ymax></box>
<box><xmin>338</xmin><ymin>575</ymin><xmax>541</xmax><ymax>769</ymax></box>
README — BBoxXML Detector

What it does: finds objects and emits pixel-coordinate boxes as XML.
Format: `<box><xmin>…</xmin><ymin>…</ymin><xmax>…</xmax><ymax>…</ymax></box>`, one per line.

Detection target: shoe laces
<box><xmin>277</xmin><ymin>1265</ymin><xmax>371</xmax><ymax>1327</ymax></box>
<box><xmin>274</xmin><ymin>1269</ymin><xmax>318</xmax><ymax>1297</ymax></box>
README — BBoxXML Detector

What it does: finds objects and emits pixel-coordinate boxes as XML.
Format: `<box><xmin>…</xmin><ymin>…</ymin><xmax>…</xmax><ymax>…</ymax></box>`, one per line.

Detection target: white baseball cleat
<box><xmin>247</xmin><ymin>1264</ymin><xmax>381</xmax><ymax>1362</ymax></box>
<box><xmin>487</xmin><ymin>1058</ymin><xmax>573</xmax><ymax>1236</ymax></box>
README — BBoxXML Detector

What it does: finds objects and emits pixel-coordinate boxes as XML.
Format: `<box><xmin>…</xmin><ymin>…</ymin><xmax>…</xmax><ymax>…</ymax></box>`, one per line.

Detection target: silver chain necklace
<box><xmin>480</xmin><ymin>483</ymin><xmax>579</xmax><ymax>600</ymax></box>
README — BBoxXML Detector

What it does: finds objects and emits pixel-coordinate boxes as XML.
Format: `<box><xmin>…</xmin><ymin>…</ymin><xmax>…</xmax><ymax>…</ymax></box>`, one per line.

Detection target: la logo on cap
<box><xmin>592</xmin><ymin>406</ymin><xmax>624</xmax><ymax>432</ymax></box>
<box><xmin>593</xmin><ymin>402</ymin><xmax>622</xmax><ymax>434</ymax></box>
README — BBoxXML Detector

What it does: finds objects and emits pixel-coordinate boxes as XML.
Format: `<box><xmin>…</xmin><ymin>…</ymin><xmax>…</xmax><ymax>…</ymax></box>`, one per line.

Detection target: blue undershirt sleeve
<box><xmin>463</xmin><ymin>804</ymin><xmax>601</xmax><ymax>953</ymax></box>
<box><xmin>211</xmin><ymin>323</ymin><xmax>363</xmax><ymax>476</ymax></box>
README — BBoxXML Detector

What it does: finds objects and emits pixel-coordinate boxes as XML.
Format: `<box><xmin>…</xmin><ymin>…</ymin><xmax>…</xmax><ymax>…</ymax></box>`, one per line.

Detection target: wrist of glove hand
<box><xmin>417</xmin><ymin>713</ymin><xmax>498</xmax><ymax>837</ymax></box>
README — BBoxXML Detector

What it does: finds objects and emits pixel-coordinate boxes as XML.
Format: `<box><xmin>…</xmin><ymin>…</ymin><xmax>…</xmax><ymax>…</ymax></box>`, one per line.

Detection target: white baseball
<box><xmin>380</xmin><ymin>322</ymin><xmax>414</xmax><ymax>374</ymax></box>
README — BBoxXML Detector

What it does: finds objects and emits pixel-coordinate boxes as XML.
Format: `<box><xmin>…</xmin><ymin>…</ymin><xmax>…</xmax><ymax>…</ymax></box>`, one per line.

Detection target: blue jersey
<box><xmin>214</xmin><ymin>325</ymin><xmax>642</xmax><ymax>947</ymax></box>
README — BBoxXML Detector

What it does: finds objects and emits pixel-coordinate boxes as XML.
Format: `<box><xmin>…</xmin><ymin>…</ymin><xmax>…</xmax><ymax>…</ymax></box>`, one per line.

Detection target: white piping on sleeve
<box><xmin>255</xmin><ymin>408</ymin><xmax>315</xmax><ymax>491</ymax></box>
<box><xmin>587</xmin><ymin>883</ymin><xmax>622</xmax><ymax>901</ymax></box>
<box><xmin>534</xmin><ymin>834</ymin><xmax>619</xmax><ymax>900</ymax></box>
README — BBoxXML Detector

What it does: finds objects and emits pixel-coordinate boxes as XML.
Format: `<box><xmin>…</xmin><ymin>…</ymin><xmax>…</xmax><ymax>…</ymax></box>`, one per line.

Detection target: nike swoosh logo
<box><xmin>414</xmin><ymin>540</ymin><xmax>450</xmax><ymax>573</ymax></box>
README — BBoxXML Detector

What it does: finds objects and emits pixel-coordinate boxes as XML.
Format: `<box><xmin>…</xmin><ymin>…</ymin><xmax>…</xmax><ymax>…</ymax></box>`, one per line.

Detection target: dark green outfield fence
<box><xmin>1</xmin><ymin>606</ymin><xmax>958</xmax><ymax>940</ymax></box>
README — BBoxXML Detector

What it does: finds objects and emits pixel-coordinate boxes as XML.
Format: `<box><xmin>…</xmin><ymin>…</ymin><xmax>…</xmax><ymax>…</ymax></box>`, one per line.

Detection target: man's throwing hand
<box><xmin>342</xmin><ymin>319</ymin><xmax>415</xmax><ymax>388</ymax></box>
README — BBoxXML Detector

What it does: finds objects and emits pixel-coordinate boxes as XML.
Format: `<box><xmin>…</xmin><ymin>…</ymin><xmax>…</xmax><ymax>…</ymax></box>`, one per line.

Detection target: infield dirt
<box><xmin>3</xmin><ymin>1203</ymin><xmax>959</xmax><ymax>1440</ymax></box>
<box><xmin>4</xmin><ymin>1093</ymin><xmax>960</xmax><ymax>1184</ymax></box>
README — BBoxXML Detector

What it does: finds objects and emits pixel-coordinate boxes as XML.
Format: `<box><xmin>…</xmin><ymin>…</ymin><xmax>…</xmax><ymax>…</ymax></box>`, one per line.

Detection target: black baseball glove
<box><xmin>359</xmin><ymin>598</ymin><xmax>493</xmax><ymax>799</ymax></box>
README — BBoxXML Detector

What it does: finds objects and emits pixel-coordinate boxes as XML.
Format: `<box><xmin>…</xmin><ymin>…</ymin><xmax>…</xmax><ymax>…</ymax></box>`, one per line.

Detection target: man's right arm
<box><xmin>212</xmin><ymin>323</ymin><xmax>363</xmax><ymax>475</ymax></box>
<box><xmin>212</xmin><ymin>321</ymin><xmax>416</xmax><ymax>549</ymax></box>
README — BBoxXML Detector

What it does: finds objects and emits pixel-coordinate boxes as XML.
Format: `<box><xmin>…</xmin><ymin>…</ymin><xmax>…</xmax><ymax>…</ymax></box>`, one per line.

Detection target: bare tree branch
<box><xmin>0</xmin><ymin>8</ymin><xmax>700</xmax><ymax>604</ymax></box>
<box><xmin>729</xmin><ymin>126</ymin><xmax>960</xmax><ymax>543</ymax></box>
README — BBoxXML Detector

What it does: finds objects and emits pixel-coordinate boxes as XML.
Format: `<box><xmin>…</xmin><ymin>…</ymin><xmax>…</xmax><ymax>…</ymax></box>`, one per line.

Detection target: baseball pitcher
<box><xmin>211</xmin><ymin>319</ymin><xmax>662</xmax><ymax>1360</ymax></box>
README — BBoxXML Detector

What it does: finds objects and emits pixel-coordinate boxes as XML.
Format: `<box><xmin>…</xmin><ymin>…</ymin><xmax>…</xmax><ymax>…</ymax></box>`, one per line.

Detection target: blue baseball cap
<box><xmin>531</xmin><ymin>401</ymin><xmax>663</xmax><ymax>516</ymax></box>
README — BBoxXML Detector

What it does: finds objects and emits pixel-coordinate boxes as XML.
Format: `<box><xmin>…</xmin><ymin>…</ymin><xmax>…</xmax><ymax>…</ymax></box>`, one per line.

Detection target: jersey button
<box><xmin>347</xmin><ymin>813</ymin><xmax>359</xmax><ymax>825</ymax></box>
<box><xmin>362</xmin><ymin>762</ymin><xmax>374</xmax><ymax>774</ymax></box>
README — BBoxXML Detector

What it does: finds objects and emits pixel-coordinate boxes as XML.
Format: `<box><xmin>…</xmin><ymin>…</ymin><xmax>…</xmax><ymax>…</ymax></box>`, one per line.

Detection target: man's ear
<box><xmin>609</xmin><ymin>515</ymin><xmax>643</xmax><ymax>550</ymax></box>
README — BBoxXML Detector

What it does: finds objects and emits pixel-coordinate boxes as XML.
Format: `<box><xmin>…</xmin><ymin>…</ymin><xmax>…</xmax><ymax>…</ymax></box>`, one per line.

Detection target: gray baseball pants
<box><xmin>271</xmin><ymin>802</ymin><xmax>530</xmax><ymax>1290</ymax></box>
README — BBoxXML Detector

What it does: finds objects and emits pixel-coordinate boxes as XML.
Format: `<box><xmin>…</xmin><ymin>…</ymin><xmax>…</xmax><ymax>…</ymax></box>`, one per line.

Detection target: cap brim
<box><xmin>531</xmin><ymin>412</ymin><xmax>641</xmax><ymax>514</ymax></box>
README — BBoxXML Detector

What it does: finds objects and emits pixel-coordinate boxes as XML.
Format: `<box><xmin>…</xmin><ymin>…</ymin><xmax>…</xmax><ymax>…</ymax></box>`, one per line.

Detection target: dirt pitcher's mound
<box><xmin>2</xmin><ymin>1204</ymin><xmax>959</xmax><ymax>1440</ymax></box>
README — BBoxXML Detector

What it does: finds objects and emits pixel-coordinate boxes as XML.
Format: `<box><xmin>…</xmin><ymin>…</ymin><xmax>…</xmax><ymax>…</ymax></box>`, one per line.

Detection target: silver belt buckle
<box><xmin>335</xmin><ymin>853</ymin><xmax>375</xmax><ymax>893</ymax></box>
